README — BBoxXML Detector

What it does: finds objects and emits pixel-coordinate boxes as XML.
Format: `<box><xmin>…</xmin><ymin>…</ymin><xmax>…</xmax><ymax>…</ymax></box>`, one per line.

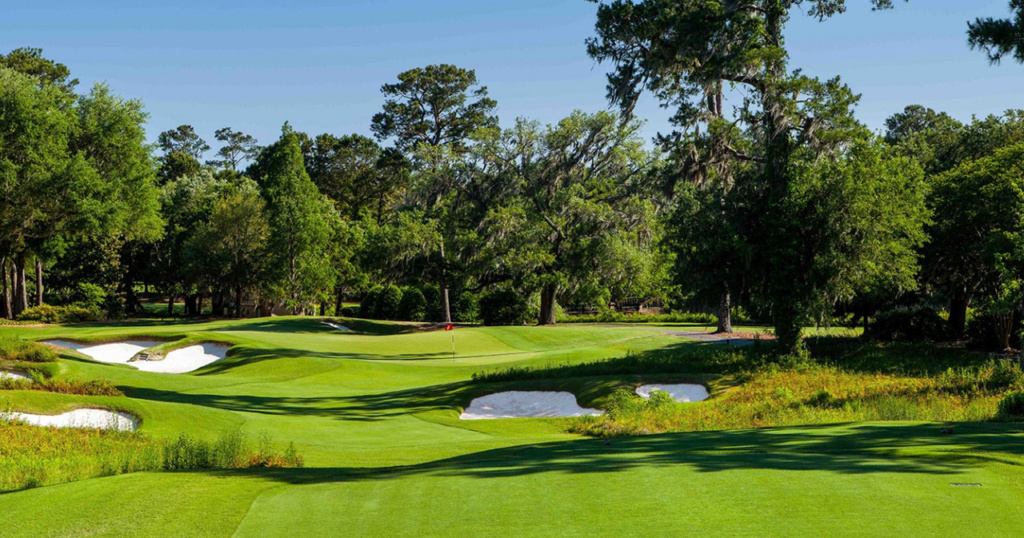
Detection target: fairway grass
<box><xmin>1</xmin><ymin>317</ymin><xmax>1022</xmax><ymax>536</ymax></box>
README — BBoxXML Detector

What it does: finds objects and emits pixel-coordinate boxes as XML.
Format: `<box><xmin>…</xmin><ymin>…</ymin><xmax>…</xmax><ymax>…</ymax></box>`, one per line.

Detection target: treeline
<box><xmin>1</xmin><ymin>0</ymin><xmax>1023</xmax><ymax>356</ymax></box>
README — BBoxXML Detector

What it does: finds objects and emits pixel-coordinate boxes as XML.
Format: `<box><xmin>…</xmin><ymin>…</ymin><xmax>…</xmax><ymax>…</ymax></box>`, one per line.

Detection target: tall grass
<box><xmin>0</xmin><ymin>422</ymin><xmax>304</xmax><ymax>492</ymax></box>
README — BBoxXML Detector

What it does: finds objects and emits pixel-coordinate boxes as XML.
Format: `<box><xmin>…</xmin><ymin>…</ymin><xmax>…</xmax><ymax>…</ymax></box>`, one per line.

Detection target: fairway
<box><xmin>1</xmin><ymin>317</ymin><xmax>1023</xmax><ymax>537</ymax></box>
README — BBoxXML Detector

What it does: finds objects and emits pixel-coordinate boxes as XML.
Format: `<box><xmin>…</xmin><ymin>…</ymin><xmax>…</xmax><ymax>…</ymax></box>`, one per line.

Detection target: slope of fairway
<box><xmin>3</xmin><ymin>317</ymin><xmax>1023</xmax><ymax>537</ymax></box>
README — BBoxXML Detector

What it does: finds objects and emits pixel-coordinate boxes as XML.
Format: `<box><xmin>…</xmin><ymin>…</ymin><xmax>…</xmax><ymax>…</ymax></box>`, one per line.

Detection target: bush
<box><xmin>360</xmin><ymin>286</ymin><xmax>382</xmax><ymax>318</ymax></box>
<box><xmin>966</xmin><ymin>314</ymin><xmax>1022</xmax><ymax>350</ymax></box>
<box><xmin>867</xmin><ymin>306</ymin><xmax>946</xmax><ymax>342</ymax></box>
<box><xmin>479</xmin><ymin>289</ymin><xmax>532</xmax><ymax>326</ymax></box>
<box><xmin>0</xmin><ymin>337</ymin><xmax>57</xmax><ymax>363</ymax></box>
<box><xmin>373</xmin><ymin>284</ymin><xmax>403</xmax><ymax>320</ymax></box>
<box><xmin>421</xmin><ymin>284</ymin><xmax>441</xmax><ymax>321</ymax></box>
<box><xmin>17</xmin><ymin>304</ymin><xmax>99</xmax><ymax>324</ymax></box>
<box><xmin>453</xmin><ymin>291</ymin><xmax>479</xmax><ymax>323</ymax></box>
<box><xmin>997</xmin><ymin>391</ymin><xmax>1024</xmax><ymax>420</ymax></box>
<box><xmin>340</xmin><ymin>306</ymin><xmax>359</xmax><ymax>317</ymax></box>
<box><xmin>398</xmin><ymin>287</ymin><xmax>428</xmax><ymax>321</ymax></box>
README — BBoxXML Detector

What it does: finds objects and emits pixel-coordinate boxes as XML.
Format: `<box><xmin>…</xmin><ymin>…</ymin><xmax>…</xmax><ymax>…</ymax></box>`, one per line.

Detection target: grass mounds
<box><xmin>0</xmin><ymin>336</ymin><xmax>58</xmax><ymax>363</ymax></box>
<box><xmin>0</xmin><ymin>377</ymin><xmax>123</xmax><ymax>396</ymax></box>
<box><xmin>0</xmin><ymin>423</ymin><xmax>304</xmax><ymax>492</ymax></box>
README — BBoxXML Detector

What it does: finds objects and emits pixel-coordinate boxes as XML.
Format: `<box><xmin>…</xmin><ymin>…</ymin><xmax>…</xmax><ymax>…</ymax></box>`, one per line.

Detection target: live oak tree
<box><xmin>587</xmin><ymin>0</ymin><xmax>913</xmax><ymax>354</ymax></box>
<box><xmin>475</xmin><ymin>111</ymin><xmax>656</xmax><ymax>325</ymax></box>
<box><xmin>969</xmin><ymin>0</ymin><xmax>1024</xmax><ymax>64</ymax></box>
<box><xmin>371</xmin><ymin>64</ymin><xmax>498</xmax><ymax>323</ymax></box>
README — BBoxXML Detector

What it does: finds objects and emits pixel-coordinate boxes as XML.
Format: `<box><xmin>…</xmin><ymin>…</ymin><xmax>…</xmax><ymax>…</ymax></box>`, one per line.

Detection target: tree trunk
<box><xmin>13</xmin><ymin>252</ymin><xmax>27</xmax><ymax>316</ymax></box>
<box><xmin>716</xmin><ymin>290</ymin><xmax>733</xmax><ymax>334</ymax></box>
<box><xmin>539</xmin><ymin>284</ymin><xmax>558</xmax><ymax>325</ymax></box>
<box><xmin>235</xmin><ymin>286</ymin><xmax>243</xmax><ymax>318</ymax></box>
<box><xmin>440</xmin><ymin>241</ymin><xmax>452</xmax><ymax>323</ymax></box>
<box><xmin>773</xmin><ymin>303</ymin><xmax>803</xmax><ymax>357</ymax></box>
<box><xmin>994</xmin><ymin>313</ymin><xmax>1014</xmax><ymax>351</ymax></box>
<box><xmin>211</xmin><ymin>290</ymin><xmax>224</xmax><ymax>317</ymax></box>
<box><xmin>948</xmin><ymin>292</ymin><xmax>969</xmax><ymax>339</ymax></box>
<box><xmin>167</xmin><ymin>295</ymin><xmax>174</xmax><ymax>316</ymax></box>
<box><xmin>34</xmin><ymin>258</ymin><xmax>43</xmax><ymax>307</ymax></box>
<box><xmin>335</xmin><ymin>287</ymin><xmax>344</xmax><ymax>316</ymax></box>
<box><xmin>1</xmin><ymin>258</ymin><xmax>10</xmax><ymax>319</ymax></box>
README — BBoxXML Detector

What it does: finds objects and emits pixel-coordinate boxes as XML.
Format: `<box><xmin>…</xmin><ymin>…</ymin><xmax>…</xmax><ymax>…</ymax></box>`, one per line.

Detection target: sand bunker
<box><xmin>156</xmin><ymin>343</ymin><xmax>230</xmax><ymax>374</ymax></box>
<box><xmin>44</xmin><ymin>340</ymin><xmax>164</xmax><ymax>365</ymax></box>
<box><xmin>322</xmin><ymin>321</ymin><xmax>351</xmax><ymax>331</ymax></box>
<box><xmin>636</xmin><ymin>384</ymin><xmax>709</xmax><ymax>403</ymax></box>
<box><xmin>461</xmin><ymin>391</ymin><xmax>603</xmax><ymax>420</ymax></box>
<box><xmin>43</xmin><ymin>340</ymin><xmax>229</xmax><ymax>374</ymax></box>
<box><xmin>2</xmin><ymin>408</ymin><xmax>137</xmax><ymax>430</ymax></box>
<box><xmin>0</xmin><ymin>370</ymin><xmax>32</xmax><ymax>382</ymax></box>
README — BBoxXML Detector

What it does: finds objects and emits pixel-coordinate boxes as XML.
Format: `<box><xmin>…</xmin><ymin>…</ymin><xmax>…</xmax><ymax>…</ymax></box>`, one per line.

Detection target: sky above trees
<box><xmin>2</xmin><ymin>0</ymin><xmax>1021</xmax><ymax>149</ymax></box>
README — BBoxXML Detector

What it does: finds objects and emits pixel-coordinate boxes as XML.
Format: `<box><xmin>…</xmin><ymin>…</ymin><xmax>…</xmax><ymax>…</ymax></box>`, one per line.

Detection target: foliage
<box><xmin>397</xmin><ymin>287</ymin><xmax>428</xmax><ymax>322</ymax></box>
<box><xmin>17</xmin><ymin>304</ymin><xmax>99</xmax><ymax>324</ymax></box>
<box><xmin>996</xmin><ymin>391</ymin><xmax>1024</xmax><ymax>419</ymax></box>
<box><xmin>360</xmin><ymin>286</ymin><xmax>382</xmax><ymax>318</ymax></box>
<box><xmin>479</xmin><ymin>288</ymin><xmax>532</xmax><ymax>326</ymax></box>
<box><xmin>968</xmin><ymin>1</ymin><xmax>1024</xmax><ymax>64</ymax></box>
<box><xmin>373</xmin><ymin>284</ymin><xmax>403</xmax><ymax>320</ymax></box>
<box><xmin>867</xmin><ymin>306</ymin><xmax>947</xmax><ymax>342</ymax></box>
<box><xmin>0</xmin><ymin>338</ymin><xmax>57</xmax><ymax>363</ymax></box>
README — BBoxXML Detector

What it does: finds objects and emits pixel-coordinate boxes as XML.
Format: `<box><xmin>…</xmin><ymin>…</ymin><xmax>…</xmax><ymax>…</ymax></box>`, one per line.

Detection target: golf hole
<box><xmin>460</xmin><ymin>391</ymin><xmax>603</xmax><ymax>420</ymax></box>
<box><xmin>635</xmin><ymin>384</ymin><xmax>709</xmax><ymax>403</ymax></box>
<box><xmin>2</xmin><ymin>408</ymin><xmax>138</xmax><ymax>431</ymax></box>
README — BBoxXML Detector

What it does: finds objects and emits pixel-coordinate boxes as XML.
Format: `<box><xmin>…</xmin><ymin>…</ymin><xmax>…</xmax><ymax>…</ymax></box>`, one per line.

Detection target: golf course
<box><xmin>2</xmin><ymin>317</ymin><xmax>1022</xmax><ymax>537</ymax></box>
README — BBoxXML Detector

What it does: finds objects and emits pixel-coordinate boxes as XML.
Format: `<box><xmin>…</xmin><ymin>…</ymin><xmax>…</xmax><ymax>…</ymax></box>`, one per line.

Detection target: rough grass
<box><xmin>0</xmin><ymin>421</ymin><xmax>304</xmax><ymax>492</ymax></box>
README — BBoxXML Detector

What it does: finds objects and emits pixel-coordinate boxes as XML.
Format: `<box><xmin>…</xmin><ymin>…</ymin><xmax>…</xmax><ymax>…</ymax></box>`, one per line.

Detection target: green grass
<box><xmin>0</xmin><ymin>317</ymin><xmax>1022</xmax><ymax>536</ymax></box>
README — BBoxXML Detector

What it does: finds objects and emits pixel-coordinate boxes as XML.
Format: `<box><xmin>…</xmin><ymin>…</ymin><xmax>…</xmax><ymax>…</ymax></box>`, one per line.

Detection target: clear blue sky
<box><xmin>3</xmin><ymin>0</ymin><xmax>1022</xmax><ymax>152</ymax></box>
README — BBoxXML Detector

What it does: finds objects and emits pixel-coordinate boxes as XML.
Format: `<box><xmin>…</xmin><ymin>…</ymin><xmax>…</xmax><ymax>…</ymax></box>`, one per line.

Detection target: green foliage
<box><xmin>452</xmin><ymin>290</ymin><xmax>479</xmax><ymax>323</ymax></box>
<box><xmin>868</xmin><ymin>307</ymin><xmax>947</xmax><ymax>342</ymax></box>
<box><xmin>360</xmin><ymin>286</ymin><xmax>382</xmax><ymax>318</ymax></box>
<box><xmin>968</xmin><ymin>1</ymin><xmax>1024</xmax><ymax>64</ymax></box>
<box><xmin>162</xmin><ymin>430</ymin><xmax>303</xmax><ymax>471</ymax></box>
<box><xmin>996</xmin><ymin>391</ymin><xmax>1024</xmax><ymax>420</ymax></box>
<box><xmin>373</xmin><ymin>284</ymin><xmax>403</xmax><ymax>320</ymax></box>
<box><xmin>17</xmin><ymin>304</ymin><xmax>99</xmax><ymax>324</ymax></box>
<box><xmin>0</xmin><ymin>337</ymin><xmax>57</xmax><ymax>363</ymax></box>
<box><xmin>479</xmin><ymin>288</ymin><xmax>532</xmax><ymax>326</ymax></box>
<box><xmin>397</xmin><ymin>287</ymin><xmax>427</xmax><ymax>321</ymax></box>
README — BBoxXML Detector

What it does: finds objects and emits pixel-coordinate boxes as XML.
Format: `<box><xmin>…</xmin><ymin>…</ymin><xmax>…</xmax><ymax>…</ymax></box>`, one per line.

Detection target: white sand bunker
<box><xmin>461</xmin><ymin>391</ymin><xmax>602</xmax><ymax>420</ymax></box>
<box><xmin>0</xmin><ymin>370</ymin><xmax>32</xmax><ymax>382</ymax></box>
<box><xmin>43</xmin><ymin>340</ymin><xmax>229</xmax><ymax>374</ymax></box>
<box><xmin>44</xmin><ymin>340</ymin><xmax>164</xmax><ymax>365</ymax></box>
<box><xmin>2</xmin><ymin>408</ymin><xmax>137</xmax><ymax>431</ymax></box>
<box><xmin>154</xmin><ymin>343</ymin><xmax>230</xmax><ymax>374</ymax></box>
<box><xmin>636</xmin><ymin>384</ymin><xmax>709</xmax><ymax>403</ymax></box>
<box><xmin>322</xmin><ymin>321</ymin><xmax>351</xmax><ymax>331</ymax></box>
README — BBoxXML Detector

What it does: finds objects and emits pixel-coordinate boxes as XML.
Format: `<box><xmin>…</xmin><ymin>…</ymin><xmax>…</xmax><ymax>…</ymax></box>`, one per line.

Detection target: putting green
<box><xmin>1</xmin><ymin>317</ymin><xmax>1022</xmax><ymax>536</ymax></box>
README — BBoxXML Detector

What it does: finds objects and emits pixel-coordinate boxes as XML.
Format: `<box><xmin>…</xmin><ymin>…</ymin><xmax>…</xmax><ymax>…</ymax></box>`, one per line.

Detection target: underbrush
<box><xmin>557</xmin><ymin>311</ymin><xmax>720</xmax><ymax>324</ymax></box>
<box><xmin>570</xmin><ymin>363</ymin><xmax>1015</xmax><ymax>437</ymax></box>
<box><xmin>0</xmin><ymin>337</ymin><xmax>58</xmax><ymax>363</ymax></box>
<box><xmin>17</xmin><ymin>304</ymin><xmax>101</xmax><ymax>324</ymax></box>
<box><xmin>0</xmin><ymin>377</ymin><xmax>123</xmax><ymax>396</ymax></box>
<box><xmin>0</xmin><ymin>424</ymin><xmax>304</xmax><ymax>492</ymax></box>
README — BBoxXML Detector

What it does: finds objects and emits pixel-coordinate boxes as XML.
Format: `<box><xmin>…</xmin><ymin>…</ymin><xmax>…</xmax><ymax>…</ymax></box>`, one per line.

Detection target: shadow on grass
<box><xmin>208</xmin><ymin>422</ymin><xmax>1024</xmax><ymax>485</ymax></box>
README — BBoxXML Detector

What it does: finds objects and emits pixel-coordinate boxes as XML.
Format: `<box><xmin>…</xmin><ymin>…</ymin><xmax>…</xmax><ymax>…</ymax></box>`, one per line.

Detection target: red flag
<box><xmin>445</xmin><ymin>323</ymin><xmax>454</xmax><ymax>331</ymax></box>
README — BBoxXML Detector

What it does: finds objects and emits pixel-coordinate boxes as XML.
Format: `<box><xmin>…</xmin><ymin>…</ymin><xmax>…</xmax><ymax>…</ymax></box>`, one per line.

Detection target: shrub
<box><xmin>806</xmin><ymin>388</ymin><xmax>841</xmax><ymax>409</ymax></box>
<box><xmin>17</xmin><ymin>304</ymin><xmax>100</xmax><ymax>324</ymax></box>
<box><xmin>868</xmin><ymin>306</ymin><xmax>946</xmax><ymax>342</ymax></box>
<box><xmin>0</xmin><ymin>337</ymin><xmax>57</xmax><ymax>363</ymax></box>
<box><xmin>398</xmin><ymin>287</ymin><xmax>428</xmax><ymax>321</ymax></box>
<box><xmin>966</xmin><ymin>314</ymin><xmax>1022</xmax><ymax>350</ymax></box>
<box><xmin>996</xmin><ymin>391</ymin><xmax>1024</xmax><ymax>420</ymax></box>
<box><xmin>479</xmin><ymin>288</ymin><xmax>532</xmax><ymax>326</ymax></box>
<box><xmin>340</xmin><ymin>306</ymin><xmax>359</xmax><ymax>317</ymax></box>
<box><xmin>421</xmin><ymin>284</ymin><xmax>441</xmax><ymax>321</ymax></box>
<box><xmin>360</xmin><ymin>286</ymin><xmax>383</xmax><ymax>318</ymax></box>
<box><xmin>453</xmin><ymin>291</ymin><xmax>479</xmax><ymax>323</ymax></box>
<box><xmin>373</xmin><ymin>285</ymin><xmax>404</xmax><ymax>320</ymax></box>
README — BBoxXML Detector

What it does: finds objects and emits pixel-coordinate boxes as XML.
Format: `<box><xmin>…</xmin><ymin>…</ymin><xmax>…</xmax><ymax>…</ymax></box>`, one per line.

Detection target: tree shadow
<box><xmin>204</xmin><ymin>422</ymin><xmax>1024</xmax><ymax>486</ymax></box>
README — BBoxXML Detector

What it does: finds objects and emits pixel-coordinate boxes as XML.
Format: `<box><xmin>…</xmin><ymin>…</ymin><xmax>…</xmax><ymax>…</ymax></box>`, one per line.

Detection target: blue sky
<box><xmin>3</xmin><ymin>1</ymin><xmax>1022</xmax><ymax>152</ymax></box>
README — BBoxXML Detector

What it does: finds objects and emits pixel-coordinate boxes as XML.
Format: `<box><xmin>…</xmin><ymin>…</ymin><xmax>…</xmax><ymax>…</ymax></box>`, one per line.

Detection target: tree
<box><xmin>0</xmin><ymin>47</ymin><xmax>78</xmax><ymax>94</ymax></box>
<box><xmin>158</xmin><ymin>125</ymin><xmax>210</xmax><ymax>160</ymax></box>
<box><xmin>249</xmin><ymin>128</ymin><xmax>338</xmax><ymax>314</ymax></box>
<box><xmin>305</xmin><ymin>133</ymin><xmax>409</xmax><ymax>223</ymax></box>
<box><xmin>587</xmin><ymin>0</ymin><xmax>907</xmax><ymax>355</ymax></box>
<box><xmin>209</xmin><ymin>127</ymin><xmax>259</xmax><ymax>172</ymax></box>
<box><xmin>969</xmin><ymin>0</ymin><xmax>1024</xmax><ymax>64</ymax></box>
<box><xmin>475</xmin><ymin>111</ymin><xmax>656</xmax><ymax>325</ymax></box>
<box><xmin>189</xmin><ymin>181</ymin><xmax>269</xmax><ymax>317</ymax></box>
<box><xmin>371</xmin><ymin>64</ymin><xmax>498</xmax><ymax>323</ymax></box>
